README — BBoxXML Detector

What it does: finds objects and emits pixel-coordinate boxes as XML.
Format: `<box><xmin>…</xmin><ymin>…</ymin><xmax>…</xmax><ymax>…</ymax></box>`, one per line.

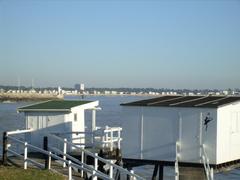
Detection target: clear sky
<box><xmin>0</xmin><ymin>0</ymin><xmax>240</xmax><ymax>89</ymax></box>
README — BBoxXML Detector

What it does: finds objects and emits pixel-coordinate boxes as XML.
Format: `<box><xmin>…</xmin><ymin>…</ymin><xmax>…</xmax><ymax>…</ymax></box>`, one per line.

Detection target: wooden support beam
<box><xmin>152</xmin><ymin>164</ymin><xmax>158</xmax><ymax>180</ymax></box>
<box><xmin>43</xmin><ymin>136</ymin><xmax>49</xmax><ymax>169</ymax></box>
<box><xmin>159</xmin><ymin>165</ymin><xmax>164</xmax><ymax>180</ymax></box>
<box><xmin>2</xmin><ymin>132</ymin><xmax>8</xmax><ymax>165</ymax></box>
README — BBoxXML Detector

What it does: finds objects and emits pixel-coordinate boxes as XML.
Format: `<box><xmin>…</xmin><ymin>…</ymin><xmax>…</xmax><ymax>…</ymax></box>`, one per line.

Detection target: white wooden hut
<box><xmin>121</xmin><ymin>96</ymin><xmax>240</xmax><ymax>166</ymax></box>
<box><xmin>18</xmin><ymin>100</ymin><xmax>99</xmax><ymax>148</ymax></box>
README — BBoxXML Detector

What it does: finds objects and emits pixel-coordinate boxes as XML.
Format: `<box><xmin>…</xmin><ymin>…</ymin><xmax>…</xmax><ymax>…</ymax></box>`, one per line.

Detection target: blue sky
<box><xmin>0</xmin><ymin>0</ymin><xmax>240</xmax><ymax>89</ymax></box>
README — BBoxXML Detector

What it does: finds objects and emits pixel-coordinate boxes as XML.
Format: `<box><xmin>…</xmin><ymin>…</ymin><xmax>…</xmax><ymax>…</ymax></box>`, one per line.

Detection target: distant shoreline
<box><xmin>0</xmin><ymin>92</ymin><xmax>157</xmax><ymax>102</ymax></box>
<box><xmin>0</xmin><ymin>92</ymin><xmax>63</xmax><ymax>102</ymax></box>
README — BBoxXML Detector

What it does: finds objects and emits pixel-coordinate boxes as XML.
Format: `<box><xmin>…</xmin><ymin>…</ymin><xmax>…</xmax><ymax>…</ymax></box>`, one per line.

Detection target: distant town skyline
<box><xmin>1</xmin><ymin>1</ymin><xmax>240</xmax><ymax>89</ymax></box>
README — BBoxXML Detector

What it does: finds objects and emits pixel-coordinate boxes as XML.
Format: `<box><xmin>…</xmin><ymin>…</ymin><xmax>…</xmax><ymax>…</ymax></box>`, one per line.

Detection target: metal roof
<box><xmin>18</xmin><ymin>100</ymin><xmax>93</xmax><ymax>112</ymax></box>
<box><xmin>120</xmin><ymin>96</ymin><xmax>240</xmax><ymax>108</ymax></box>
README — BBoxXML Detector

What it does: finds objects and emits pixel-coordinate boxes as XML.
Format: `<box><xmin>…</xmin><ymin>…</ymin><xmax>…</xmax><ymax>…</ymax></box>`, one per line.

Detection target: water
<box><xmin>0</xmin><ymin>95</ymin><xmax>239</xmax><ymax>179</ymax></box>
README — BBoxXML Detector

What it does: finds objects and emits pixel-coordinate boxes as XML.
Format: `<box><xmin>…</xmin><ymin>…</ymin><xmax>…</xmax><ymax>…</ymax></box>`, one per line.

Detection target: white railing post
<box><xmin>109</xmin><ymin>160</ymin><xmax>113</xmax><ymax>178</ymax></box>
<box><xmin>105</xmin><ymin>126</ymin><xmax>109</xmax><ymax>148</ymax></box>
<box><xmin>175</xmin><ymin>141</ymin><xmax>180</xmax><ymax>180</ymax></box>
<box><xmin>101</xmin><ymin>133</ymin><xmax>105</xmax><ymax>148</ymax></box>
<box><xmin>210</xmin><ymin>168</ymin><xmax>214</xmax><ymax>180</ymax></box>
<box><xmin>118</xmin><ymin>128</ymin><xmax>121</xmax><ymax>149</ymax></box>
<box><xmin>24</xmin><ymin>142</ymin><xmax>28</xmax><ymax>170</ymax></box>
<box><xmin>130</xmin><ymin>170</ymin><xmax>136</xmax><ymax>180</ymax></box>
<box><xmin>63</xmin><ymin>138</ymin><xmax>67</xmax><ymax>168</ymax></box>
<box><xmin>48</xmin><ymin>151</ymin><xmax>52</xmax><ymax>170</ymax></box>
<box><xmin>81</xmin><ymin>151</ymin><xmax>84</xmax><ymax>177</ymax></box>
<box><xmin>92</xmin><ymin>153</ymin><xmax>98</xmax><ymax>180</ymax></box>
<box><xmin>68</xmin><ymin>160</ymin><xmax>72</xmax><ymax>180</ymax></box>
<box><xmin>92</xmin><ymin>131</ymin><xmax>95</xmax><ymax>146</ymax></box>
<box><xmin>110</xmin><ymin>130</ymin><xmax>113</xmax><ymax>151</ymax></box>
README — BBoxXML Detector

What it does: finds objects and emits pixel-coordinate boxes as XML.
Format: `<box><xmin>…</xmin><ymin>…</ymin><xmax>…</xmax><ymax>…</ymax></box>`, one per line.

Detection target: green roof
<box><xmin>18</xmin><ymin>100</ymin><xmax>93</xmax><ymax>112</ymax></box>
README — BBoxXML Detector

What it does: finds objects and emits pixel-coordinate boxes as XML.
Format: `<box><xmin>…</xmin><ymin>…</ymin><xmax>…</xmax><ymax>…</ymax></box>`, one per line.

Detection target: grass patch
<box><xmin>0</xmin><ymin>166</ymin><xmax>66</xmax><ymax>180</ymax></box>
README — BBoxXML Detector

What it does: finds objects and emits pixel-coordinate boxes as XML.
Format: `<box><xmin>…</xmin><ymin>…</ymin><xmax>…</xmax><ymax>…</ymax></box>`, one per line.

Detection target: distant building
<box><xmin>104</xmin><ymin>91</ymin><xmax>110</xmax><ymax>95</ymax></box>
<box><xmin>111</xmin><ymin>91</ymin><xmax>117</xmax><ymax>95</ymax></box>
<box><xmin>80</xmin><ymin>84</ymin><xmax>85</xmax><ymax>91</ymax></box>
<box><xmin>223</xmin><ymin>90</ymin><xmax>229</xmax><ymax>95</ymax></box>
<box><xmin>75</xmin><ymin>83</ymin><xmax>85</xmax><ymax>92</ymax></box>
<box><xmin>75</xmin><ymin>84</ymin><xmax>80</xmax><ymax>91</ymax></box>
<box><xmin>58</xmin><ymin>86</ymin><xmax>62</xmax><ymax>94</ymax></box>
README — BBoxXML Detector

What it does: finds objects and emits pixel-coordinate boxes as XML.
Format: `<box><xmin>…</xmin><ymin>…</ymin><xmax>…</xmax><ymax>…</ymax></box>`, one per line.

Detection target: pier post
<box><xmin>152</xmin><ymin>164</ymin><xmax>158</xmax><ymax>180</ymax></box>
<box><xmin>158</xmin><ymin>165</ymin><xmax>163</xmax><ymax>180</ymax></box>
<box><xmin>2</xmin><ymin>132</ymin><xmax>8</xmax><ymax>165</ymax></box>
<box><xmin>43</xmin><ymin>136</ymin><xmax>49</xmax><ymax>169</ymax></box>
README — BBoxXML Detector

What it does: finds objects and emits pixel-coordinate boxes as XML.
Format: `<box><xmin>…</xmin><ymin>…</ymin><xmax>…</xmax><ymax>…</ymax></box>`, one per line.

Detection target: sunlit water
<box><xmin>0</xmin><ymin>95</ymin><xmax>239</xmax><ymax>179</ymax></box>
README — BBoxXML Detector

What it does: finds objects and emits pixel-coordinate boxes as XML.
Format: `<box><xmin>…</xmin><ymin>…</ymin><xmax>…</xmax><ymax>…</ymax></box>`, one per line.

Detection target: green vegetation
<box><xmin>0</xmin><ymin>166</ymin><xmax>66</xmax><ymax>180</ymax></box>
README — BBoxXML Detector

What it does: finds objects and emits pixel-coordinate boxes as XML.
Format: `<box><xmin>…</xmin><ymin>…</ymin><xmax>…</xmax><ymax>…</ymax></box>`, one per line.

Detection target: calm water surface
<box><xmin>0</xmin><ymin>95</ymin><xmax>239</xmax><ymax>179</ymax></box>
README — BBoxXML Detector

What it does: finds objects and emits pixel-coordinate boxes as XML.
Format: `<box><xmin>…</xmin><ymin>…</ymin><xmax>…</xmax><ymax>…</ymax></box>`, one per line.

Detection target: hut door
<box><xmin>230</xmin><ymin>112</ymin><xmax>240</xmax><ymax>159</ymax></box>
<box><xmin>38</xmin><ymin>116</ymin><xmax>47</xmax><ymax>129</ymax></box>
<box><xmin>180</xmin><ymin>112</ymin><xmax>201</xmax><ymax>163</ymax></box>
<box><xmin>32</xmin><ymin>116</ymin><xmax>47</xmax><ymax>148</ymax></box>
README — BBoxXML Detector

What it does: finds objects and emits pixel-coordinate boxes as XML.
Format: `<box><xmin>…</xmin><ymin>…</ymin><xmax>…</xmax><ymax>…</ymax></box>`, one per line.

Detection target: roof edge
<box><xmin>18</xmin><ymin>108</ymin><xmax>71</xmax><ymax>112</ymax></box>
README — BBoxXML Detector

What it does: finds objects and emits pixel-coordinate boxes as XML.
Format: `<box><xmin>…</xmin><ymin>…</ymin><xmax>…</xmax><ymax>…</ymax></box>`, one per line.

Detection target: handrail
<box><xmin>201</xmin><ymin>144</ymin><xmax>214</xmax><ymax>180</ymax></box>
<box><xmin>53</xmin><ymin>126</ymin><xmax>122</xmax><ymax>149</ymax></box>
<box><xmin>7</xmin><ymin>129</ymin><xmax>33</xmax><ymax>135</ymax></box>
<box><xmin>6</xmin><ymin>134</ymin><xmax>113</xmax><ymax>180</ymax></box>
<box><xmin>8</xmin><ymin>135</ymin><xmax>25</xmax><ymax>144</ymax></box>
<box><xmin>103</xmin><ymin>127</ymin><xmax>122</xmax><ymax>133</ymax></box>
<box><xmin>48</xmin><ymin>133</ymin><xmax>145</xmax><ymax>180</ymax></box>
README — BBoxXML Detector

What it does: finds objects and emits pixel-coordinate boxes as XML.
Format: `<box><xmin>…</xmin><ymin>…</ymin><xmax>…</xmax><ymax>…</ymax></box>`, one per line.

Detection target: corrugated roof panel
<box><xmin>199</xmin><ymin>97</ymin><xmax>240</xmax><ymax>108</ymax></box>
<box><xmin>121</xmin><ymin>96</ymin><xmax>240</xmax><ymax>108</ymax></box>
<box><xmin>150</xmin><ymin>96</ymin><xmax>202</xmax><ymax>106</ymax></box>
<box><xmin>174</xmin><ymin>96</ymin><xmax>224</xmax><ymax>107</ymax></box>
<box><xmin>121</xmin><ymin>96</ymin><xmax>182</xmax><ymax>106</ymax></box>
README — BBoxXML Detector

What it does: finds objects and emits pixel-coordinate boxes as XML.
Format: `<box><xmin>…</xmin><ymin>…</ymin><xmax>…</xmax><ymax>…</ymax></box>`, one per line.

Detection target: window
<box><xmin>74</xmin><ymin>113</ymin><xmax>77</xmax><ymax>122</ymax></box>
